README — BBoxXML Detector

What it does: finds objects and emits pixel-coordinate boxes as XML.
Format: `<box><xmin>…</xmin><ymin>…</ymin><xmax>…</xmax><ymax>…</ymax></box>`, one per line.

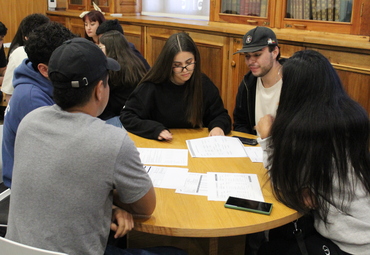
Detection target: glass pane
<box><xmin>142</xmin><ymin>0</ymin><xmax>210</xmax><ymax>21</ymax></box>
<box><xmin>286</xmin><ymin>0</ymin><xmax>353</xmax><ymax>22</ymax></box>
<box><xmin>70</xmin><ymin>0</ymin><xmax>83</xmax><ymax>4</ymax></box>
<box><xmin>221</xmin><ymin>0</ymin><xmax>269</xmax><ymax>18</ymax></box>
<box><xmin>94</xmin><ymin>0</ymin><xmax>109</xmax><ymax>7</ymax></box>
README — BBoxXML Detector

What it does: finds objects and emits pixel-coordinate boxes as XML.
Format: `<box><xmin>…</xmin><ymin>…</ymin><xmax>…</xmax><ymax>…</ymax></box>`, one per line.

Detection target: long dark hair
<box><xmin>82</xmin><ymin>10</ymin><xmax>105</xmax><ymax>42</ymax></box>
<box><xmin>268</xmin><ymin>50</ymin><xmax>370</xmax><ymax>223</ymax></box>
<box><xmin>99</xmin><ymin>30</ymin><xmax>146</xmax><ymax>88</ymax></box>
<box><xmin>7</xmin><ymin>14</ymin><xmax>50</xmax><ymax>59</ymax></box>
<box><xmin>140</xmin><ymin>32</ymin><xmax>203</xmax><ymax>127</ymax></box>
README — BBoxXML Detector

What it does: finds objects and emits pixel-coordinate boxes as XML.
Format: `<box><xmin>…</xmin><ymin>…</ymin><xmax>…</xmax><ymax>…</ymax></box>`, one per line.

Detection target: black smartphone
<box><xmin>232</xmin><ymin>136</ymin><xmax>258</xmax><ymax>146</ymax></box>
<box><xmin>224</xmin><ymin>196</ymin><xmax>273</xmax><ymax>215</ymax></box>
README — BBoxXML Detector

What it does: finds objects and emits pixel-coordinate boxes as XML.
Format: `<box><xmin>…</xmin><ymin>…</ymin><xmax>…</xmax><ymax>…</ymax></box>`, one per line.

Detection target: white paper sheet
<box><xmin>207</xmin><ymin>172</ymin><xmax>265</xmax><ymax>202</ymax></box>
<box><xmin>186</xmin><ymin>136</ymin><xmax>248</xmax><ymax>158</ymax></box>
<box><xmin>144</xmin><ymin>166</ymin><xmax>188</xmax><ymax>189</ymax></box>
<box><xmin>137</xmin><ymin>148</ymin><xmax>188</xmax><ymax>166</ymax></box>
<box><xmin>244</xmin><ymin>147</ymin><xmax>263</xmax><ymax>162</ymax></box>
<box><xmin>175</xmin><ymin>173</ymin><xmax>208</xmax><ymax>196</ymax></box>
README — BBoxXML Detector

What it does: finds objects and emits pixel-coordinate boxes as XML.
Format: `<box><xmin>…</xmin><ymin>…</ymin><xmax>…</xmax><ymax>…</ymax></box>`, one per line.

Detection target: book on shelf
<box><xmin>311</xmin><ymin>0</ymin><xmax>317</xmax><ymax>20</ymax></box>
<box><xmin>260</xmin><ymin>0</ymin><xmax>267</xmax><ymax>17</ymax></box>
<box><xmin>303</xmin><ymin>0</ymin><xmax>311</xmax><ymax>20</ymax></box>
<box><xmin>321</xmin><ymin>0</ymin><xmax>328</xmax><ymax>21</ymax></box>
<box><xmin>327</xmin><ymin>0</ymin><xmax>334</xmax><ymax>21</ymax></box>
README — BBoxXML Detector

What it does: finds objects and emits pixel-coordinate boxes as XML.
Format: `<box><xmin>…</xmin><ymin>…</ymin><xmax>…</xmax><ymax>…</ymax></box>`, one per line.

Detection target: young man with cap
<box><xmin>96</xmin><ymin>19</ymin><xmax>150</xmax><ymax>70</ymax></box>
<box><xmin>1</xmin><ymin>22</ymin><xmax>76</xmax><ymax>188</ymax></box>
<box><xmin>6</xmin><ymin>37</ymin><xmax>154</xmax><ymax>255</ymax></box>
<box><xmin>233</xmin><ymin>26</ymin><xmax>283</xmax><ymax>135</ymax></box>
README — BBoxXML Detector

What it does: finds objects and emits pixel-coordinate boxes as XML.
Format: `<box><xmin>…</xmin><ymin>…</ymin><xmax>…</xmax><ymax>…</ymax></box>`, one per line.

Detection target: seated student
<box><xmin>255</xmin><ymin>50</ymin><xmax>370</xmax><ymax>255</ymax></box>
<box><xmin>1</xmin><ymin>13</ymin><xmax>50</xmax><ymax>103</ymax></box>
<box><xmin>81</xmin><ymin>9</ymin><xmax>105</xmax><ymax>44</ymax></box>
<box><xmin>120</xmin><ymin>32</ymin><xmax>231</xmax><ymax>141</ymax></box>
<box><xmin>96</xmin><ymin>19</ymin><xmax>150</xmax><ymax>70</ymax></box>
<box><xmin>0</xmin><ymin>21</ymin><xmax>8</xmax><ymax>86</ymax></box>
<box><xmin>98</xmin><ymin>30</ymin><xmax>147</xmax><ymax>126</ymax></box>
<box><xmin>2</xmin><ymin>22</ymin><xmax>76</xmax><ymax>188</ymax></box>
<box><xmin>233</xmin><ymin>26</ymin><xmax>283</xmax><ymax>136</ymax></box>
<box><xmin>6</xmin><ymin>37</ymin><xmax>186</xmax><ymax>255</ymax></box>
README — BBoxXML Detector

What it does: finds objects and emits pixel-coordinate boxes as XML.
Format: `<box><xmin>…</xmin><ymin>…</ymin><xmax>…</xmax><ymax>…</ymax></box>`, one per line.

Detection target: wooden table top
<box><xmin>128</xmin><ymin>128</ymin><xmax>299</xmax><ymax>238</ymax></box>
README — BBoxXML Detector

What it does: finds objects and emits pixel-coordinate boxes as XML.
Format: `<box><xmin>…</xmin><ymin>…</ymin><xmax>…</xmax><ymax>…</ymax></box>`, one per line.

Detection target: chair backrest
<box><xmin>0</xmin><ymin>237</ymin><xmax>68</xmax><ymax>255</ymax></box>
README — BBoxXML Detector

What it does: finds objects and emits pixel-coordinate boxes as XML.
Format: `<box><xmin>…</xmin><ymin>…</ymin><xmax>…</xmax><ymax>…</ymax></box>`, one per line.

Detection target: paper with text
<box><xmin>186</xmin><ymin>136</ymin><xmax>248</xmax><ymax>158</ymax></box>
<box><xmin>138</xmin><ymin>148</ymin><xmax>188</xmax><ymax>166</ymax></box>
<box><xmin>144</xmin><ymin>166</ymin><xmax>188</xmax><ymax>189</ymax></box>
<box><xmin>244</xmin><ymin>147</ymin><xmax>263</xmax><ymax>162</ymax></box>
<box><xmin>207</xmin><ymin>172</ymin><xmax>264</xmax><ymax>201</ymax></box>
<box><xmin>175</xmin><ymin>173</ymin><xmax>208</xmax><ymax>196</ymax></box>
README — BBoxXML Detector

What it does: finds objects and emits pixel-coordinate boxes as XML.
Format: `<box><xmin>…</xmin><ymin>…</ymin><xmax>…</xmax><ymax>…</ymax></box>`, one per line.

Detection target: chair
<box><xmin>0</xmin><ymin>237</ymin><xmax>68</xmax><ymax>255</ymax></box>
<box><xmin>0</xmin><ymin>125</ymin><xmax>10</xmax><ymax>237</ymax></box>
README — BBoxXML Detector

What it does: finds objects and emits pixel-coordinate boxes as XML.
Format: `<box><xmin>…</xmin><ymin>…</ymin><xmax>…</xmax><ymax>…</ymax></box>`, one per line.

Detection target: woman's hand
<box><xmin>209</xmin><ymin>127</ymin><xmax>225</xmax><ymax>136</ymax></box>
<box><xmin>158</xmin><ymin>129</ymin><xmax>173</xmax><ymax>141</ymax></box>
<box><xmin>110</xmin><ymin>206</ymin><xmax>134</xmax><ymax>238</ymax></box>
<box><xmin>255</xmin><ymin>114</ymin><xmax>274</xmax><ymax>139</ymax></box>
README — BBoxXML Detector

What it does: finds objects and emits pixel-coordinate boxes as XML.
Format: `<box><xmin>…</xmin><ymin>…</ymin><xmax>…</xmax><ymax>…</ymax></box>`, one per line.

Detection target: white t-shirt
<box><xmin>1</xmin><ymin>46</ymin><xmax>28</xmax><ymax>95</ymax></box>
<box><xmin>255</xmin><ymin>77</ymin><xmax>282</xmax><ymax>136</ymax></box>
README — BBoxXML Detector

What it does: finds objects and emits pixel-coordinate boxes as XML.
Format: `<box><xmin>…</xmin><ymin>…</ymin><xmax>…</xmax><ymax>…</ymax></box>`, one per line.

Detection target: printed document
<box><xmin>137</xmin><ymin>148</ymin><xmax>188</xmax><ymax>166</ymax></box>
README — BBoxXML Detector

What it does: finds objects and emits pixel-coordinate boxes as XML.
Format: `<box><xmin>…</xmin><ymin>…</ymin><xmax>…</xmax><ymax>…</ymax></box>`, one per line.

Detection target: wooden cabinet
<box><xmin>67</xmin><ymin>0</ymin><xmax>141</xmax><ymax>15</ymax></box>
<box><xmin>211</xmin><ymin>0</ymin><xmax>370</xmax><ymax>35</ymax></box>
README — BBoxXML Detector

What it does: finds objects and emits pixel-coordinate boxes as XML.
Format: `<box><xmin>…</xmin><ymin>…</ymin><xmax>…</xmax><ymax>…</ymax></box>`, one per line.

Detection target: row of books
<box><xmin>221</xmin><ymin>0</ymin><xmax>352</xmax><ymax>22</ymax></box>
<box><xmin>287</xmin><ymin>0</ymin><xmax>352</xmax><ymax>22</ymax></box>
<box><xmin>221</xmin><ymin>0</ymin><xmax>268</xmax><ymax>17</ymax></box>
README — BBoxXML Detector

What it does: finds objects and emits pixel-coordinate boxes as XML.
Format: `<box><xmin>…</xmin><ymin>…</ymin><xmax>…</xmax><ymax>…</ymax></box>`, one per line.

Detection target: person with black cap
<box><xmin>6</xmin><ymin>37</ymin><xmax>186</xmax><ymax>255</ymax></box>
<box><xmin>233</xmin><ymin>26</ymin><xmax>284</xmax><ymax>136</ymax></box>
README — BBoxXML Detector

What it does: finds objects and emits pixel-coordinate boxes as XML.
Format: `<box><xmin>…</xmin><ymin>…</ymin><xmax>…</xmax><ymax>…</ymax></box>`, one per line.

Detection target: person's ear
<box><xmin>272</xmin><ymin>46</ymin><xmax>279</xmax><ymax>59</ymax></box>
<box><xmin>94</xmin><ymin>80</ymin><xmax>105</xmax><ymax>102</ymax></box>
<box><xmin>38</xmin><ymin>63</ymin><xmax>49</xmax><ymax>78</ymax></box>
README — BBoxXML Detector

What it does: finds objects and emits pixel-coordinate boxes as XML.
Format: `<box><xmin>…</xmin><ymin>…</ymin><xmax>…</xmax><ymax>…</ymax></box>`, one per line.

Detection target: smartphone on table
<box><xmin>224</xmin><ymin>196</ymin><xmax>273</xmax><ymax>215</ymax></box>
<box><xmin>232</xmin><ymin>136</ymin><xmax>258</xmax><ymax>146</ymax></box>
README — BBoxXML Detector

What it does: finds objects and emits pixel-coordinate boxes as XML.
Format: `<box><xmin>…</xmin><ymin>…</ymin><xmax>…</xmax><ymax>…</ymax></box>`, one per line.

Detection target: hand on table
<box><xmin>209</xmin><ymin>127</ymin><xmax>225</xmax><ymax>137</ymax></box>
<box><xmin>110</xmin><ymin>206</ymin><xmax>134</xmax><ymax>238</ymax></box>
<box><xmin>158</xmin><ymin>129</ymin><xmax>173</xmax><ymax>141</ymax></box>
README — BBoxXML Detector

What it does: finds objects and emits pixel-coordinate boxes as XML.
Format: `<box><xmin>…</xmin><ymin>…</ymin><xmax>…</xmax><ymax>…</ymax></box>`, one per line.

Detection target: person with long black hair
<box><xmin>256</xmin><ymin>49</ymin><xmax>370</xmax><ymax>255</ymax></box>
<box><xmin>120</xmin><ymin>32</ymin><xmax>231</xmax><ymax>141</ymax></box>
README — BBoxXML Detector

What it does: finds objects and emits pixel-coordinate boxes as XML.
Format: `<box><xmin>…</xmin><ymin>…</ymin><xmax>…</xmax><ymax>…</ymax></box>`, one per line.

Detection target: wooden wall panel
<box><xmin>0</xmin><ymin>0</ymin><xmax>47</xmax><ymax>45</ymax></box>
<box><xmin>337</xmin><ymin>70</ymin><xmax>370</xmax><ymax>114</ymax></box>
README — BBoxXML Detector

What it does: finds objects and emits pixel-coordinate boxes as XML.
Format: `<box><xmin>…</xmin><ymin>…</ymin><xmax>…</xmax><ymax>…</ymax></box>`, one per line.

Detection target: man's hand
<box><xmin>110</xmin><ymin>206</ymin><xmax>134</xmax><ymax>238</ymax></box>
<box><xmin>255</xmin><ymin>114</ymin><xmax>274</xmax><ymax>139</ymax></box>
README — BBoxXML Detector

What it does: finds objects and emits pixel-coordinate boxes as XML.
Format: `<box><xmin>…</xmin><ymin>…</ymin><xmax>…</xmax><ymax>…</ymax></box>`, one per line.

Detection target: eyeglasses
<box><xmin>172</xmin><ymin>62</ymin><xmax>196</xmax><ymax>73</ymax></box>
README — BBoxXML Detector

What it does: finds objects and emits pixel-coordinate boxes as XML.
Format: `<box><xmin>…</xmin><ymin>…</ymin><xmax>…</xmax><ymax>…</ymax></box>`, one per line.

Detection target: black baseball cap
<box><xmin>234</xmin><ymin>26</ymin><xmax>278</xmax><ymax>54</ymax></box>
<box><xmin>48</xmin><ymin>37</ymin><xmax>120</xmax><ymax>88</ymax></box>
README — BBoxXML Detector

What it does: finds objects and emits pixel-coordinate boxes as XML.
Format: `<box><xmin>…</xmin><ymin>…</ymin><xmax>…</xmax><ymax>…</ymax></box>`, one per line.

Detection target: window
<box><xmin>142</xmin><ymin>0</ymin><xmax>210</xmax><ymax>20</ymax></box>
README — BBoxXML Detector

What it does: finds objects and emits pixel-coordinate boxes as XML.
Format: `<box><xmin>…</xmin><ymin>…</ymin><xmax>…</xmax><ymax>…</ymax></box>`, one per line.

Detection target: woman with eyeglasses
<box><xmin>120</xmin><ymin>32</ymin><xmax>231</xmax><ymax>141</ymax></box>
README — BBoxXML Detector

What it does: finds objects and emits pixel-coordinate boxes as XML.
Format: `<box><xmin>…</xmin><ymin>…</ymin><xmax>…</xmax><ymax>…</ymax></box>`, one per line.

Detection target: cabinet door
<box><xmin>145</xmin><ymin>27</ymin><xmax>231</xmax><ymax>114</ymax></box>
<box><xmin>121</xmin><ymin>24</ymin><xmax>145</xmax><ymax>57</ymax></box>
<box><xmin>277</xmin><ymin>0</ymin><xmax>368</xmax><ymax>35</ymax></box>
<box><xmin>211</xmin><ymin>0</ymin><xmax>277</xmax><ymax>27</ymax></box>
<box><xmin>69</xmin><ymin>17</ymin><xmax>86</xmax><ymax>37</ymax></box>
<box><xmin>68</xmin><ymin>0</ymin><xmax>87</xmax><ymax>11</ymax></box>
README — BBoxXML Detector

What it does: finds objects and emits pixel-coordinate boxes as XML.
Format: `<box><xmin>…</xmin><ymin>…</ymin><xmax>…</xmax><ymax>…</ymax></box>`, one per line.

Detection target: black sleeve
<box><xmin>120</xmin><ymin>83</ymin><xmax>166</xmax><ymax>140</ymax></box>
<box><xmin>202</xmin><ymin>74</ymin><xmax>232</xmax><ymax>135</ymax></box>
<box><xmin>0</xmin><ymin>45</ymin><xmax>7</xmax><ymax>68</ymax></box>
<box><xmin>233</xmin><ymin>76</ymin><xmax>257</xmax><ymax>135</ymax></box>
<box><xmin>129</xmin><ymin>42</ymin><xmax>150</xmax><ymax>71</ymax></box>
